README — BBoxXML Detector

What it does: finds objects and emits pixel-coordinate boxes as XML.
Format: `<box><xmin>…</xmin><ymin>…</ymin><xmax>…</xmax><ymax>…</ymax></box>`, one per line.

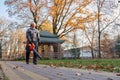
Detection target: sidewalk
<box><xmin>0</xmin><ymin>61</ymin><xmax>49</xmax><ymax>80</ymax></box>
<box><xmin>0</xmin><ymin>61</ymin><xmax>120</xmax><ymax>80</ymax></box>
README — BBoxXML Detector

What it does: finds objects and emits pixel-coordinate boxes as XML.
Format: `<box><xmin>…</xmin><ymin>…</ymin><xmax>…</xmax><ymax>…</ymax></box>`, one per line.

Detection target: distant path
<box><xmin>1</xmin><ymin>61</ymin><xmax>120</xmax><ymax>80</ymax></box>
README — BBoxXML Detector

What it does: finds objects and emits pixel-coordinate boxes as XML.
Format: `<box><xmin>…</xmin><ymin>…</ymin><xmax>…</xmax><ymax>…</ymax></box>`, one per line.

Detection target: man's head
<box><xmin>30</xmin><ymin>23</ymin><xmax>36</xmax><ymax>29</ymax></box>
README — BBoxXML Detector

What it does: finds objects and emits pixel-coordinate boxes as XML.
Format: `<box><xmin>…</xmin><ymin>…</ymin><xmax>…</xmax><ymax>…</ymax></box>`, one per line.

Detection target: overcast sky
<box><xmin>0</xmin><ymin>0</ymin><xmax>9</xmax><ymax>18</ymax></box>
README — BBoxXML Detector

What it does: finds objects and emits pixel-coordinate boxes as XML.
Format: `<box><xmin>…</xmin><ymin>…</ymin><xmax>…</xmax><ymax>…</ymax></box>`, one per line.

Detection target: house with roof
<box><xmin>39</xmin><ymin>30</ymin><xmax>64</xmax><ymax>59</ymax></box>
<box><xmin>63</xmin><ymin>46</ymin><xmax>97</xmax><ymax>58</ymax></box>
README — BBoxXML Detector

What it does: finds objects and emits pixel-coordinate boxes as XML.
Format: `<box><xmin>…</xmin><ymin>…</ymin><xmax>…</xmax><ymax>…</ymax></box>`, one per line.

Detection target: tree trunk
<box><xmin>98</xmin><ymin>31</ymin><xmax>101</xmax><ymax>58</ymax></box>
<box><xmin>91</xmin><ymin>48</ymin><xmax>94</xmax><ymax>59</ymax></box>
<box><xmin>97</xmin><ymin>1</ymin><xmax>101</xmax><ymax>58</ymax></box>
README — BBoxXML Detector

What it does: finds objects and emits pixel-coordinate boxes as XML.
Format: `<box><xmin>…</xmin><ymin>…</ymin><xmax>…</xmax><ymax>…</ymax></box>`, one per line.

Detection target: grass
<box><xmin>38</xmin><ymin>59</ymin><xmax>120</xmax><ymax>72</ymax></box>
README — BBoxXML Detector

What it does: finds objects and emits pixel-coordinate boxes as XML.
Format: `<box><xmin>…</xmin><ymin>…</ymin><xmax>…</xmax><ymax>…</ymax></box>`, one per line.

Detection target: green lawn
<box><xmin>38</xmin><ymin>59</ymin><xmax>120</xmax><ymax>72</ymax></box>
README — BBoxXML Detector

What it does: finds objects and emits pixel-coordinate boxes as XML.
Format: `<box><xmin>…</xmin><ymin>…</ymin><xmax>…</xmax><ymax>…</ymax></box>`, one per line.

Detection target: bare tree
<box><xmin>95</xmin><ymin>0</ymin><xmax>119</xmax><ymax>58</ymax></box>
<box><xmin>0</xmin><ymin>18</ymin><xmax>14</xmax><ymax>58</ymax></box>
<box><xmin>84</xmin><ymin>22</ymin><xmax>98</xmax><ymax>58</ymax></box>
<box><xmin>4</xmin><ymin>0</ymin><xmax>48</xmax><ymax>29</ymax></box>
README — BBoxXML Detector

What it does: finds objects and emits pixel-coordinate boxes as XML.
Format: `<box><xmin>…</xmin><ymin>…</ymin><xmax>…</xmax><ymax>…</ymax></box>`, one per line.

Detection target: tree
<box><xmin>101</xmin><ymin>33</ymin><xmax>114</xmax><ymax>58</ymax></box>
<box><xmin>48</xmin><ymin>0</ymin><xmax>98</xmax><ymax>52</ymax></box>
<box><xmin>5</xmin><ymin>0</ymin><xmax>98</xmax><ymax>36</ymax></box>
<box><xmin>40</xmin><ymin>20</ymin><xmax>53</xmax><ymax>32</ymax></box>
<box><xmin>0</xmin><ymin>18</ymin><xmax>12</xmax><ymax>58</ymax></box>
<box><xmin>4</xmin><ymin>0</ymin><xmax>48</xmax><ymax>29</ymax></box>
<box><xmin>0</xmin><ymin>18</ymin><xmax>8</xmax><ymax>36</ymax></box>
<box><xmin>0</xmin><ymin>19</ymin><xmax>4</xmax><ymax>58</ymax></box>
<box><xmin>6</xmin><ymin>29</ymin><xmax>26</xmax><ymax>59</ymax></box>
<box><xmin>0</xmin><ymin>17</ymin><xmax>26</xmax><ymax>59</ymax></box>
<box><xmin>48</xmin><ymin>0</ymin><xmax>98</xmax><ymax>37</ymax></box>
<box><xmin>71</xmin><ymin>31</ymin><xmax>80</xmax><ymax>59</ymax></box>
<box><xmin>84</xmin><ymin>22</ymin><xmax>98</xmax><ymax>58</ymax></box>
<box><xmin>94</xmin><ymin>0</ymin><xmax>119</xmax><ymax>58</ymax></box>
<box><xmin>16</xmin><ymin>29</ymin><xmax>26</xmax><ymax>58</ymax></box>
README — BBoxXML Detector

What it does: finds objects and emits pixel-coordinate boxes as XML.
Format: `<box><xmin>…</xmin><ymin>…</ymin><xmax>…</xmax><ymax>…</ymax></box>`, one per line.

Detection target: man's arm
<box><xmin>26</xmin><ymin>29</ymin><xmax>32</xmax><ymax>43</ymax></box>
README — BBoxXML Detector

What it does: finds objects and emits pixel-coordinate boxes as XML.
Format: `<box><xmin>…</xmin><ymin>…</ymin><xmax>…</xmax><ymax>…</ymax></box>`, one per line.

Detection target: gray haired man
<box><xmin>26</xmin><ymin>23</ymin><xmax>40</xmax><ymax>65</ymax></box>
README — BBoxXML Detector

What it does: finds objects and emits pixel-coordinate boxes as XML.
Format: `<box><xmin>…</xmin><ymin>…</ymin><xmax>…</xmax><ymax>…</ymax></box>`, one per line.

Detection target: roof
<box><xmin>40</xmin><ymin>37</ymin><xmax>64</xmax><ymax>43</ymax></box>
<box><xmin>40</xmin><ymin>30</ymin><xmax>58</xmax><ymax>38</ymax></box>
<box><xmin>40</xmin><ymin>30</ymin><xmax>64</xmax><ymax>44</ymax></box>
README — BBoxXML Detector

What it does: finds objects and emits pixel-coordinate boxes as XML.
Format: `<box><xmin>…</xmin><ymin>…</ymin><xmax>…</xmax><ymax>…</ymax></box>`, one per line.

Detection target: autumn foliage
<box><xmin>4</xmin><ymin>0</ymin><xmax>98</xmax><ymax>38</ymax></box>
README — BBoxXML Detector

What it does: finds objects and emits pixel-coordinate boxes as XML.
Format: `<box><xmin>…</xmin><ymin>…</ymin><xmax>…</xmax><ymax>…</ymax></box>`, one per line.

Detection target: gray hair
<box><xmin>30</xmin><ymin>22</ymin><xmax>36</xmax><ymax>26</ymax></box>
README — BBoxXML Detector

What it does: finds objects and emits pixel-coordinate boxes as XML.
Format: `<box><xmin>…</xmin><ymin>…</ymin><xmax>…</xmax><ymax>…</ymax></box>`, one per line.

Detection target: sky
<box><xmin>0</xmin><ymin>0</ymin><xmax>8</xmax><ymax>17</ymax></box>
<box><xmin>0</xmin><ymin>0</ymin><xmax>13</xmax><ymax>20</ymax></box>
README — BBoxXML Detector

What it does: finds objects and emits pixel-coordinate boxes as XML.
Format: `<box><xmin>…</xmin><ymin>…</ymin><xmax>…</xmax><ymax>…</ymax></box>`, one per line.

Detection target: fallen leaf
<box><xmin>13</xmin><ymin>67</ymin><xmax>16</xmax><ymax>69</ymax></box>
<box><xmin>16</xmin><ymin>66</ymin><xmax>19</xmax><ymax>69</ymax></box>
<box><xmin>88</xmin><ymin>72</ymin><xmax>91</xmax><ymax>74</ymax></box>
<box><xmin>79</xmin><ymin>64</ymin><xmax>82</xmax><ymax>68</ymax></box>
<box><xmin>75</xmin><ymin>73</ymin><xmax>83</xmax><ymax>76</ymax></box>
<box><xmin>116</xmin><ymin>73</ymin><xmax>120</xmax><ymax>76</ymax></box>
<box><xmin>50</xmin><ymin>64</ymin><xmax>57</xmax><ymax>69</ymax></box>
<box><xmin>57</xmin><ymin>72</ymin><xmax>63</xmax><ymax>76</ymax></box>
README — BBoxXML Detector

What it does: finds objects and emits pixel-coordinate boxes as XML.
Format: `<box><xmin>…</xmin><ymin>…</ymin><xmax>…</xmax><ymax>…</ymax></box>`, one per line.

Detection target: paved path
<box><xmin>1</xmin><ymin>61</ymin><xmax>120</xmax><ymax>80</ymax></box>
<box><xmin>1</xmin><ymin>61</ymin><xmax>48</xmax><ymax>80</ymax></box>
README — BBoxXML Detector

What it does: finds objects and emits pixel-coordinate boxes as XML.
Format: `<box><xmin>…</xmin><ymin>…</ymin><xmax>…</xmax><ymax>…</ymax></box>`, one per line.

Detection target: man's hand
<box><xmin>28</xmin><ymin>43</ymin><xmax>35</xmax><ymax>51</ymax></box>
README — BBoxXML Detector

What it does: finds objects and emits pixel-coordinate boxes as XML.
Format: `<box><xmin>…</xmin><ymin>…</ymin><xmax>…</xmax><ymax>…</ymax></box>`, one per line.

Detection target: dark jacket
<box><xmin>26</xmin><ymin>28</ymin><xmax>40</xmax><ymax>43</ymax></box>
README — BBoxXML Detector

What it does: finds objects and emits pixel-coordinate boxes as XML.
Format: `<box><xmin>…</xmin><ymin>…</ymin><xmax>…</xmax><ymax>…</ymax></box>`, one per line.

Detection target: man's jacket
<box><xmin>26</xmin><ymin>28</ymin><xmax>40</xmax><ymax>43</ymax></box>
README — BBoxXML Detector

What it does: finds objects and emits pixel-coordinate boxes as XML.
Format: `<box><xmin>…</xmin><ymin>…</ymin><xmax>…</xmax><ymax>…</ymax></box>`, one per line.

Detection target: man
<box><xmin>26</xmin><ymin>23</ymin><xmax>40</xmax><ymax>65</ymax></box>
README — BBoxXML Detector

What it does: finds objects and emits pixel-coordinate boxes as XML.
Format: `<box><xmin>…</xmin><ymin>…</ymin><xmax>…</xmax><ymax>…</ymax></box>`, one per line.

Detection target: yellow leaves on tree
<box><xmin>49</xmin><ymin>0</ymin><xmax>98</xmax><ymax>38</ymax></box>
<box><xmin>5</xmin><ymin>0</ymin><xmax>98</xmax><ymax>39</ymax></box>
<box><xmin>79</xmin><ymin>0</ymin><xmax>92</xmax><ymax>7</ymax></box>
<box><xmin>40</xmin><ymin>21</ymin><xmax>53</xmax><ymax>33</ymax></box>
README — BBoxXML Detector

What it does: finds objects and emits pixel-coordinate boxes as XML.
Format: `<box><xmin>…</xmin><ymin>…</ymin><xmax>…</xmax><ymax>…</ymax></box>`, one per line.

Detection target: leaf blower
<box><xmin>28</xmin><ymin>43</ymin><xmax>42</xmax><ymax>59</ymax></box>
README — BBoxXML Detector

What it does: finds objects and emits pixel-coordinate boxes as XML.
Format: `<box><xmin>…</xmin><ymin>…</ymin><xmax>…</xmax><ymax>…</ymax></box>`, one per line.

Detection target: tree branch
<box><xmin>101</xmin><ymin>14</ymin><xmax>120</xmax><ymax>32</ymax></box>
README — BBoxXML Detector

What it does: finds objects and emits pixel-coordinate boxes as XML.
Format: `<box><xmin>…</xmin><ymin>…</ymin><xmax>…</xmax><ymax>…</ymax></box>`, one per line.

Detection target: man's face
<box><xmin>30</xmin><ymin>24</ymin><xmax>35</xmax><ymax>29</ymax></box>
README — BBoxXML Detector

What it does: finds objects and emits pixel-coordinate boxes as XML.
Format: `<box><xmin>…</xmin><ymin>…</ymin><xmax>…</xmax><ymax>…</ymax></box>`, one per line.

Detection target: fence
<box><xmin>1</xmin><ymin>50</ymin><xmax>63</xmax><ymax>60</ymax></box>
